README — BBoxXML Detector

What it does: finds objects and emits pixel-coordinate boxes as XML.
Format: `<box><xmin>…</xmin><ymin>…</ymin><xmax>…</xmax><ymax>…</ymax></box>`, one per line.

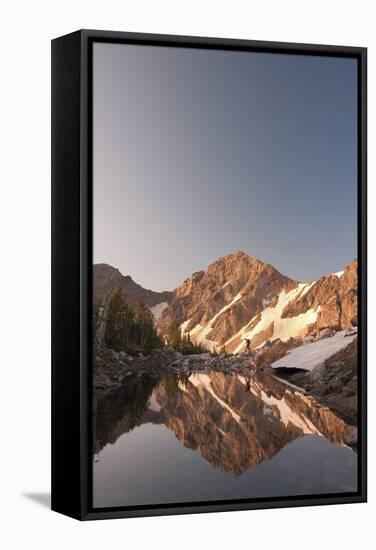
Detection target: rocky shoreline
<box><xmin>93</xmin><ymin>346</ymin><xmax>260</xmax><ymax>393</ymax></box>
<box><xmin>93</xmin><ymin>336</ymin><xmax>358</xmax><ymax>436</ymax></box>
<box><xmin>276</xmin><ymin>338</ymin><xmax>358</xmax><ymax>426</ymax></box>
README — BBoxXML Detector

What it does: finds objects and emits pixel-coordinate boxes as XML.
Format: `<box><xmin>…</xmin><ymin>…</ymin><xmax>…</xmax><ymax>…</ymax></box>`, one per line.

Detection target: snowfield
<box><xmin>175</xmin><ymin>275</ymin><xmax>350</xmax><ymax>356</ymax></box>
<box><xmin>182</xmin><ymin>292</ymin><xmax>242</xmax><ymax>352</ymax></box>
<box><xmin>150</xmin><ymin>302</ymin><xmax>169</xmax><ymax>320</ymax></box>
<box><xmin>179</xmin><ymin>283</ymin><xmax>321</xmax><ymax>353</ymax></box>
<box><xmin>271</xmin><ymin>330</ymin><xmax>357</xmax><ymax>372</ymax></box>
<box><xmin>233</xmin><ymin>283</ymin><xmax>318</xmax><ymax>353</ymax></box>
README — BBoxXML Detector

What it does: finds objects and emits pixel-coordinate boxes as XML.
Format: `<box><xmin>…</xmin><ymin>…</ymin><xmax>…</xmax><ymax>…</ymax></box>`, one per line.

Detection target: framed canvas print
<box><xmin>51</xmin><ymin>30</ymin><xmax>367</xmax><ymax>520</ymax></box>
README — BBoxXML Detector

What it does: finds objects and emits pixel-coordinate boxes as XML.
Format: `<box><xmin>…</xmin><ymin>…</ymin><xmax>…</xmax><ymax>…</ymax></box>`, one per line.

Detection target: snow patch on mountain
<box><xmin>180</xmin><ymin>319</ymin><xmax>191</xmax><ymax>335</ymax></box>
<box><xmin>272</xmin><ymin>307</ymin><xmax>318</xmax><ymax>343</ymax></box>
<box><xmin>271</xmin><ymin>330</ymin><xmax>357</xmax><ymax>372</ymax></box>
<box><xmin>224</xmin><ymin>315</ymin><xmax>258</xmax><ymax>349</ymax></box>
<box><xmin>150</xmin><ymin>302</ymin><xmax>169</xmax><ymax>321</ymax></box>
<box><xmin>299</xmin><ymin>280</ymin><xmax>316</xmax><ymax>297</ymax></box>
<box><xmin>234</xmin><ymin>284</ymin><xmax>319</xmax><ymax>353</ymax></box>
<box><xmin>334</xmin><ymin>270</ymin><xmax>344</xmax><ymax>278</ymax></box>
<box><xmin>187</xmin><ymin>292</ymin><xmax>242</xmax><ymax>351</ymax></box>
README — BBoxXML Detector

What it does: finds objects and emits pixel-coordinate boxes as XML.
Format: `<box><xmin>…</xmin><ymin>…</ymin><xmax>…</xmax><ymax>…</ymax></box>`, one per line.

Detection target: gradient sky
<box><xmin>93</xmin><ymin>43</ymin><xmax>357</xmax><ymax>292</ymax></box>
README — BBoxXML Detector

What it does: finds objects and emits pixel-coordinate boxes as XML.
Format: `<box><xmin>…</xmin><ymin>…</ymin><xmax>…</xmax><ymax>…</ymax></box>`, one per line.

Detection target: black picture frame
<box><xmin>51</xmin><ymin>29</ymin><xmax>367</xmax><ymax>520</ymax></box>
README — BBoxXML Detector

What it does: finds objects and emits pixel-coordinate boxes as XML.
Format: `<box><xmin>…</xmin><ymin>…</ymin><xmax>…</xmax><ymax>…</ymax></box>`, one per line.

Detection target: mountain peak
<box><xmin>157</xmin><ymin>253</ymin><xmax>358</xmax><ymax>354</ymax></box>
<box><xmin>158</xmin><ymin>252</ymin><xmax>295</xmax><ymax>345</ymax></box>
<box><xmin>217</xmin><ymin>250</ymin><xmax>259</xmax><ymax>263</ymax></box>
<box><xmin>233</xmin><ymin>249</ymin><xmax>247</xmax><ymax>257</ymax></box>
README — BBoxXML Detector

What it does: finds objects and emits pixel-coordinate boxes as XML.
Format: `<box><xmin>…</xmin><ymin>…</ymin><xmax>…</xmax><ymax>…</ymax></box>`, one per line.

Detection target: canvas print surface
<box><xmin>92</xmin><ymin>43</ymin><xmax>358</xmax><ymax>508</ymax></box>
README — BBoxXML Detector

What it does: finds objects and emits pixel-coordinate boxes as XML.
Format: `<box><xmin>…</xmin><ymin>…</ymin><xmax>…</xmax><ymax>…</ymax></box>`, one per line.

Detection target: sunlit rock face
<box><xmin>157</xmin><ymin>252</ymin><xmax>357</xmax><ymax>353</ymax></box>
<box><xmin>94</xmin><ymin>371</ymin><xmax>352</xmax><ymax>476</ymax></box>
<box><xmin>282</xmin><ymin>259</ymin><xmax>358</xmax><ymax>331</ymax></box>
<box><xmin>93</xmin><ymin>254</ymin><xmax>357</xmax><ymax>354</ymax></box>
<box><xmin>157</xmin><ymin>251</ymin><xmax>294</xmax><ymax>350</ymax></box>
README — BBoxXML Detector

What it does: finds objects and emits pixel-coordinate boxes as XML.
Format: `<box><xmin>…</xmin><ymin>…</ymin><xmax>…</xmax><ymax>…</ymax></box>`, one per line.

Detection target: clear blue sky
<box><xmin>93</xmin><ymin>43</ymin><xmax>357</xmax><ymax>291</ymax></box>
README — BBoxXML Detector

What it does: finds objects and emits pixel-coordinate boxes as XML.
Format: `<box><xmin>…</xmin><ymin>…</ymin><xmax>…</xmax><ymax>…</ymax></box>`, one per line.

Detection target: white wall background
<box><xmin>0</xmin><ymin>1</ymin><xmax>374</xmax><ymax>548</ymax></box>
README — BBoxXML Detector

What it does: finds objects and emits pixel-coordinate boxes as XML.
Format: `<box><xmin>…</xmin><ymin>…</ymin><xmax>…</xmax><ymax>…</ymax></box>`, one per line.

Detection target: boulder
<box><xmin>127</xmin><ymin>343</ymin><xmax>143</xmax><ymax>354</ymax></box>
<box><xmin>318</xmin><ymin>327</ymin><xmax>334</xmax><ymax>340</ymax></box>
<box><xmin>344</xmin><ymin>427</ymin><xmax>357</xmax><ymax>447</ymax></box>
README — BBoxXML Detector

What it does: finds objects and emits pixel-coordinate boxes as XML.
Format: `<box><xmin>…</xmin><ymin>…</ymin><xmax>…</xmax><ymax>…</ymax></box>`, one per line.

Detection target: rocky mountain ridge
<box><xmin>93</xmin><ymin>263</ymin><xmax>173</xmax><ymax>309</ymax></box>
<box><xmin>157</xmin><ymin>251</ymin><xmax>357</xmax><ymax>353</ymax></box>
<box><xmin>94</xmin><ymin>252</ymin><xmax>357</xmax><ymax>354</ymax></box>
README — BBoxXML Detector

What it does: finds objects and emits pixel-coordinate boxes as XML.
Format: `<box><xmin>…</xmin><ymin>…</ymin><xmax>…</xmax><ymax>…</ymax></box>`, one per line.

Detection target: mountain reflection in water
<box><xmin>93</xmin><ymin>371</ymin><xmax>357</xmax><ymax>508</ymax></box>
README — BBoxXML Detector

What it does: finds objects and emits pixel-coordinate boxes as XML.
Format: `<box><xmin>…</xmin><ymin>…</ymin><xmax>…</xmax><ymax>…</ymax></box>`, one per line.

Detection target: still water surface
<box><xmin>93</xmin><ymin>371</ymin><xmax>357</xmax><ymax>507</ymax></box>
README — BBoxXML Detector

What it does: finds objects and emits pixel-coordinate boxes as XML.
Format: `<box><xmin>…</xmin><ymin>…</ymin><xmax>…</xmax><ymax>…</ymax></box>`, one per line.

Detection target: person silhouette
<box><xmin>244</xmin><ymin>338</ymin><xmax>251</xmax><ymax>353</ymax></box>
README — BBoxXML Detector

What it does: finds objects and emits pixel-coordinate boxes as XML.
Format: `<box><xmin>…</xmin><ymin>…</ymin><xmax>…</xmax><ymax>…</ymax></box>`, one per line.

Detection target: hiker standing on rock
<box><xmin>244</xmin><ymin>338</ymin><xmax>251</xmax><ymax>353</ymax></box>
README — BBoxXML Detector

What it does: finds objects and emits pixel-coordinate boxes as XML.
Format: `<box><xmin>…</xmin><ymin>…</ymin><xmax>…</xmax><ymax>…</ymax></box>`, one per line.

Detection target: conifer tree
<box><xmin>166</xmin><ymin>321</ymin><xmax>181</xmax><ymax>350</ymax></box>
